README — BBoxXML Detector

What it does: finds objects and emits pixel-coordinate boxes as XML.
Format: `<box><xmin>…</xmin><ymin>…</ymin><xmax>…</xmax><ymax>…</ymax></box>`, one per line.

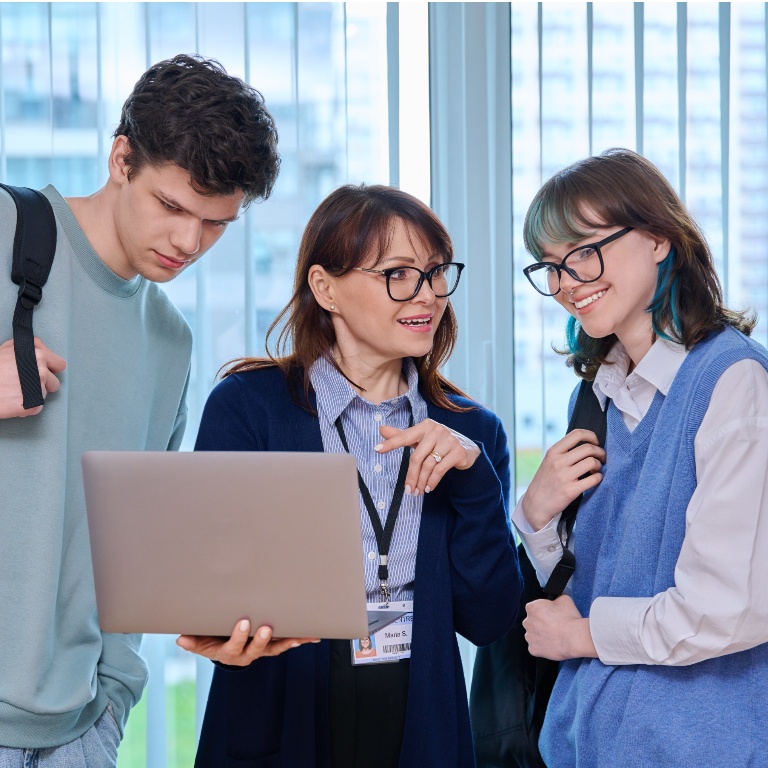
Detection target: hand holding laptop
<box><xmin>177</xmin><ymin>620</ymin><xmax>320</xmax><ymax>666</ymax></box>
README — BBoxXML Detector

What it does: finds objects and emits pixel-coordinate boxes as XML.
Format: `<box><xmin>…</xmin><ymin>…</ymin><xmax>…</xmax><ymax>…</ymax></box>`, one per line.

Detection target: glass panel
<box><xmin>592</xmin><ymin>2</ymin><xmax>636</xmax><ymax>154</ymax></box>
<box><xmin>511</xmin><ymin>3</ymin><xmax>544</xmax><ymax>500</ymax></box>
<box><xmin>0</xmin><ymin>2</ymin><xmax>389</xmax><ymax>762</ymax></box>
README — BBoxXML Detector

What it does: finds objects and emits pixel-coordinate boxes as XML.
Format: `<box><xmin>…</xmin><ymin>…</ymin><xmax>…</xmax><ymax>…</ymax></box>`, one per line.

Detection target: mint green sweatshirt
<box><xmin>0</xmin><ymin>186</ymin><xmax>192</xmax><ymax>747</ymax></box>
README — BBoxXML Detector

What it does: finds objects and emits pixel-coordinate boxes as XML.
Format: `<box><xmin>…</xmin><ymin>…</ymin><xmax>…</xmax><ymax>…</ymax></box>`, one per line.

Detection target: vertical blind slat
<box><xmin>634</xmin><ymin>2</ymin><xmax>644</xmax><ymax>154</ymax></box>
<box><xmin>587</xmin><ymin>2</ymin><xmax>593</xmax><ymax>156</ymax></box>
<box><xmin>678</xmin><ymin>2</ymin><xmax>687</xmax><ymax>202</ymax></box>
<box><xmin>720</xmin><ymin>2</ymin><xmax>731</xmax><ymax>297</ymax></box>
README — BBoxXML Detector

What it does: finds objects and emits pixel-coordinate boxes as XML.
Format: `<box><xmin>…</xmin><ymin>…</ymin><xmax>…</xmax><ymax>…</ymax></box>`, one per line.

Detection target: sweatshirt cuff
<box><xmin>590</xmin><ymin>596</ymin><xmax>655</xmax><ymax>665</ymax></box>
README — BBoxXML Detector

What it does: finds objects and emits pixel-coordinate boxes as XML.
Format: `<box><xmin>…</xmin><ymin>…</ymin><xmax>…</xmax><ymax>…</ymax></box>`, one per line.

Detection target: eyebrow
<box><xmin>157</xmin><ymin>191</ymin><xmax>240</xmax><ymax>224</ymax></box>
<box><xmin>380</xmin><ymin>253</ymin><xmax>448</xmax><ymax>266</ymax></box>
<box><xmin>380</xmin><ymin>256</ymin><xmax>417</xmax><ymax>265</ymax></box>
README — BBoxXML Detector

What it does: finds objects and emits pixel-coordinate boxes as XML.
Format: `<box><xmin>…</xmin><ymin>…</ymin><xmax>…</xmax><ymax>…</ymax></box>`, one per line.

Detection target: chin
<box><xmin>137</xmin><ymin>264</ymin><xmax>182</xmax><ymax>284</ymax></box>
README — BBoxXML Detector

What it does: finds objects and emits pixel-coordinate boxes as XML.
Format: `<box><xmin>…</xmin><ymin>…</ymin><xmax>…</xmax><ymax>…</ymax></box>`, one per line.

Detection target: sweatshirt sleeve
<box><xmin>98</xmin><ymin>632</ymin><xmax>148</xmax><ymax>736</ymax></box>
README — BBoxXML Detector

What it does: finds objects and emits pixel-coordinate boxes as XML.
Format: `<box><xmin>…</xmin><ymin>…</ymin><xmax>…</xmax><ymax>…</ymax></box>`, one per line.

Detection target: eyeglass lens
<box><xmin>528</xmin><ymin>245</ymin><xmax>602</xmax><ymax>296</ymax></box>
<box><xmin>388</xmin><ymin>264</ymin><xmax>462</xmax><ymax>300</ymax></box>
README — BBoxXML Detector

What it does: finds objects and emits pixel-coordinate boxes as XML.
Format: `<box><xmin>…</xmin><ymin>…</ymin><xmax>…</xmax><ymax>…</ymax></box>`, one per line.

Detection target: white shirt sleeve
<box><xmin>511</xmin><ymin>500</ymin><xmax>564</xmax><ymax>588</ymax></box>
<box><xmin>590</xmin><ymin>358</ymin><xmax>768</xmax><ymax>665</ymax></box>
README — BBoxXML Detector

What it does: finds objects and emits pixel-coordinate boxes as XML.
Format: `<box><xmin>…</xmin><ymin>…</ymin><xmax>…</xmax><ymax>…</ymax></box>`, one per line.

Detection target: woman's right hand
<box><xmin>521</xmin><ymin>429</ymin><xmax>605</xmax><ymax>531</ymax></box>
<box><xmin>176</xmin><ymin>620</ymin><xmax>319</xmax><ymax>666</ymax></box>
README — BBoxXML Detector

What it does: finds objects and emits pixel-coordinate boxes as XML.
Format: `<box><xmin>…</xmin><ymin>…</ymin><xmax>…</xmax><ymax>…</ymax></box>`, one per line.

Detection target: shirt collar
<box><xmin>592</xmin><ymin>337</ymin><xmax>689</xmax><ymax>409</ymax></box>
<box><xmin>309</xmin><ymin>355</ymin><xmax>421</xmax><ymax>424</ymax></box>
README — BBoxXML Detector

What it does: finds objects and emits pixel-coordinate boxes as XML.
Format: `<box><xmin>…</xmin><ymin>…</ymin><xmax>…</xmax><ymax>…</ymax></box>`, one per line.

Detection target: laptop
<box><xmin>82</xmin><ymin>451</ymin><xmax>371</xmax><ymax>639</ymax></box>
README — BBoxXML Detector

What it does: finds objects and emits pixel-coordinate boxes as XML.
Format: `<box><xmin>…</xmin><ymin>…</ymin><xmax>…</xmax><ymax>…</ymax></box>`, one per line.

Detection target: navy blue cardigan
<box><xmin>193</xmin><ymin>366</ymin><xmax>521</xmax><ymax>768</ymax></box>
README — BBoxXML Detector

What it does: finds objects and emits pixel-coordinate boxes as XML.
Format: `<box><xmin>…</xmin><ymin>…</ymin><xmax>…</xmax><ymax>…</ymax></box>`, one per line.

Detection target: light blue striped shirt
<box><xmin>310</xmin><ymin>355</ymin><xmax>427</xmax><ymax>602</ymax></box>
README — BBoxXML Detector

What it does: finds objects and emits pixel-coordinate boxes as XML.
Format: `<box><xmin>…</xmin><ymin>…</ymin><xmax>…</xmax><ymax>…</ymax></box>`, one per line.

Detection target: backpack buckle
<box><xmin>18</xmin><ymin>278</ymin><xmax>43</xmax><ymax>310</ymax></box>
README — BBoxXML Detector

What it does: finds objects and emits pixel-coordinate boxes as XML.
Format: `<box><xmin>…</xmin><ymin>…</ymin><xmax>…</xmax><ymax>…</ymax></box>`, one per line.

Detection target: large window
<box><xmin>507</xmin><ymin>2</ymin><xmax>768</xmax><ymax>498</ymax></box>
<box><xmin>4</xmin><ymin>1</ymin><xmax>768</xmax><ymax>762</ymax></box>
<box><xmin>1</xmin><ymin>2</ymin><xmax>398</xmax><ymax>762</ymax></box>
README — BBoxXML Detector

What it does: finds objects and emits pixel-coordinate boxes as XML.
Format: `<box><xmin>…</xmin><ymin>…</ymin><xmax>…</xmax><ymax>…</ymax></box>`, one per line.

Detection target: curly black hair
<box><xmin>114</xmin><ymin>54</ymin><xmax>280</xmax><ymax>205</ymax></box>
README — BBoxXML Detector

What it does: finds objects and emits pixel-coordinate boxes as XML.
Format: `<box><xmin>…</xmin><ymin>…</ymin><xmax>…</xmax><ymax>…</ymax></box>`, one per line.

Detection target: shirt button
<box><xmin>377</xmin><ymin>500</ymin><xmax>386</xmax><ymax>510</ymax></box>
<box><xmin>367</xmin><ymin>551</ymin><xmax>377</xmax><ymax>560</ymax></box>
<box><xmin>374</xmin><ymin>464</ymin><xmax>382</xmax><ymax>473</ymax></box>
<box><xmin>546</xmin><ymin>545</ymin><xmax>558</xmax><ymax>553</ymax></box>
<box><xmin>374</xmin><ymin>413</ymin><xmax>383</xmax><ymax>422</ymax></box>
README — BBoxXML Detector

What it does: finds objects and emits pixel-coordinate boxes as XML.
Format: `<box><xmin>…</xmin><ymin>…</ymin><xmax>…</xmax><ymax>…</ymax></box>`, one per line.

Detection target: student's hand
<box><xmin>0</xmin><ymin>338</ymin><xmax>67</xmax><ymax>418</ymax></box>
<box><xmin>520</xmin><ymin>429</ymin><xmax>605</xmax><ymax>531</ymax></box>
<box><xmin>376</xmin><ymin>419</ymin><xmax>481</xmax><ymax>496</ymax></box>
<box><xmin>523</xmin><ymin>595</ymin><xmax>597</xmax><ymax>661</ymax></box>
<box><xmin>176</xmin><ymin>621</ymin><xmax>319</xmax><ymax>666</ymax></box>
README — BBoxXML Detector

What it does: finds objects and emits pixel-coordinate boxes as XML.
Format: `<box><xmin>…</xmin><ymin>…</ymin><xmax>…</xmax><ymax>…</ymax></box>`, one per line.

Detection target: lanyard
<box><xmin>334</xmin><ymin>407</ymin><xmax>413</xmax><ymax>606</ymax></box>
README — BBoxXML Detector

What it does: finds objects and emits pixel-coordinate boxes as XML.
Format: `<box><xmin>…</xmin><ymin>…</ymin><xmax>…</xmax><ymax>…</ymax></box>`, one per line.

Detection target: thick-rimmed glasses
<box><xmin>354</xmin><ymin>262</ymin><xmax>465</xmax><ymax>302</ymax></box>
<box><xmin>523</xmin><ymin>227</ymin><xmax>633</xmax><ymax>297</ymax></box>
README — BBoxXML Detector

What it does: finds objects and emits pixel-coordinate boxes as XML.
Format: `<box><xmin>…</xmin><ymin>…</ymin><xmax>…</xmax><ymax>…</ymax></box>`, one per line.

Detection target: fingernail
<box><xmin>413</xmin><ymin>488</ymin><xmax>420</xmax><ymax>497</ymax></box>
<box><xmin>374</xmin><ymin>444</ymin><xmax>383</xmax><ymax>452</ymax></box>
<box><xmin>259</xmin><ymin>627</ymin><xmax>270</xmax><ymax>639</ymax></box>
<box><xmin>240</xmin><ymin>620</ymin><xmax>249</xmax><ymax>632</ymax></box>
<box><xmin>405</xmin><ymin>484</ymin><xmax>412</xmax><ymax>495</ymax></box>
<box><xmin>425</xmin><ymin>486</ymin><xmax>431</xmax><ymax>493</ymax></box>
<box><xmin>312</xmin><ymin>639</ymin><xmax>322</xmax><ymax>643</ymax></box>
<box><xmin>290</xmin><ymin>642</ymin><xmax>300</xmax><ymax>648</ymax></box>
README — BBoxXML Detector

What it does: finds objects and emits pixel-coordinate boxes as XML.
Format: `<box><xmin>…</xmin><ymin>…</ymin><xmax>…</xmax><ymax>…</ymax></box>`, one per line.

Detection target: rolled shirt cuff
<box><xmin>590</xmin><ymin>595</ymin><xmax>656</xmax><ymax>665</ymax></box>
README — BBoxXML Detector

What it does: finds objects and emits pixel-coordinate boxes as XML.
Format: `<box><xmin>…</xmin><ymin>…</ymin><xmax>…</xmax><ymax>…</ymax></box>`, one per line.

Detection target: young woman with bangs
<box><xmin>179</xmin><ymin>184</ymin><xmax>521</xmax><ymax>768</ymax></box>
<box><xmin>515</xmin><ymin>148</ymin><xmax>768</xmax><ymax>766</ymax></box>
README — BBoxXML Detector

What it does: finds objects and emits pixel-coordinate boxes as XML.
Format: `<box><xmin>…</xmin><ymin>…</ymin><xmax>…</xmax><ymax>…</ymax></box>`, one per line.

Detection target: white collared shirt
<box><xmin>512</xmin><ymin>337</ymin><xmax>768</xmax><ymax>665</ymax></box>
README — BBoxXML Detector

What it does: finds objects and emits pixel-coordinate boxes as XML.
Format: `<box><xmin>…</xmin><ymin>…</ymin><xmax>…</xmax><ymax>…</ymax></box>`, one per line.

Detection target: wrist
<box><xmin>567</xmin><ymin>617</ymin><xmax>598</xmax><ymax>659</ymax></box>
<box><xmin>520</xmin><ymin>493</ymin><xmax>550</xmax><ymax>532</ymax></box>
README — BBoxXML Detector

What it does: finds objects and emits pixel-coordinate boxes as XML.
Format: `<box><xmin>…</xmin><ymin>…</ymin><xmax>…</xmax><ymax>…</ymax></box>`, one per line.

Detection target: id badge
<box><xmin>350</xmin><ymin>600</ymin><xmax>413</xmax><ymax>665</ymax></box>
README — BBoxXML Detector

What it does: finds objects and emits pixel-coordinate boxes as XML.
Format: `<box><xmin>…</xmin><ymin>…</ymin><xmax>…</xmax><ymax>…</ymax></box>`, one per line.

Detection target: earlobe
<box><xmin>108</xmin><ymin>135</ymin><xmax>131</xmax><ymax>185</ymax></box>
<box><xmin>307</xmin><ymin>265</ymin><xmax>336</xmax><ymax>312</ymax></box>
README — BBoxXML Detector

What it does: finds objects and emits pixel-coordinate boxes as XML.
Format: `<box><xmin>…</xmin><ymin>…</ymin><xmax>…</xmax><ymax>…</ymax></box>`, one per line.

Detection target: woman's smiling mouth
<box><xmin>574</xmin><ymin>290</ymin><xmax>606</xmax><ymax>310</ymax></box>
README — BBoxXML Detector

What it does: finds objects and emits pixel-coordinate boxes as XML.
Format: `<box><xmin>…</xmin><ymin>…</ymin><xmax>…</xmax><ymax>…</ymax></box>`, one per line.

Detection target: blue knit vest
<box><xmin>540</xmin><ymin>327</ymin><xmax>768</xmax><ymax>768</ymax></box>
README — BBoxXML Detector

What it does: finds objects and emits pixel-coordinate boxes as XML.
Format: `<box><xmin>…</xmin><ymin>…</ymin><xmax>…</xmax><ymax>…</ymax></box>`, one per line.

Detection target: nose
<box><xmin>557</xmin><ymin>268</ymin><xmax>579</xmax><ymax>298</ymax></box>
<box><xmin>171</xmin><ymin>217</ymin><xmax>203</xmax><ymax>256</ymax></box>
<box><xmin>411</xmin><ymin>274</ymin><xmax>437</xmax><ymax>304</ymax></box>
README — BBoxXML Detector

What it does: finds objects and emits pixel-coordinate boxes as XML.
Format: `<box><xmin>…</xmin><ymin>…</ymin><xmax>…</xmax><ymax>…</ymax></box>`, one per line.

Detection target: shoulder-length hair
<box><xmin>523</xmin><ymin>147</ymin><xmax>754</xmax><ymax>380</ymax></box>
<box><xmin>224</xmin><ymin>183</ymin><xmax>471</xmax><ymax>411</ymax></box>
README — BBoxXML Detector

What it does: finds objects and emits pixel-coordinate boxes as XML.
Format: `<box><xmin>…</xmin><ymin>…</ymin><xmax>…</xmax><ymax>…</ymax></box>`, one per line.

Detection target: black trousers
<box><xmin>328</xmin><ymin>639</ymin><xmax>410</xmax><ymax>768</ymax></box>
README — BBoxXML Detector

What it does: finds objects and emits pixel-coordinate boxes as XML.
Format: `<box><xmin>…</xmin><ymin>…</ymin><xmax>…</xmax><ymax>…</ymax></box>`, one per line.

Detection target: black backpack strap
<box><xmin>1</xmin><ymin>184</ymin><xmax>57</xmax><ymax>409</ymax></box>
<box><xmin>542</xmin><ymin>378</ymin><xmax>608</xmax><ymax>598</ymax></box>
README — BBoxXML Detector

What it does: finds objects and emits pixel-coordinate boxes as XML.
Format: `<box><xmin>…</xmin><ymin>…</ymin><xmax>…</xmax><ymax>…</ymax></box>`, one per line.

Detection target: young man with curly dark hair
<box><xmin>0</xmin><ymin>54</ymin><xmax>280</xmax><ymax>765</ymax></box>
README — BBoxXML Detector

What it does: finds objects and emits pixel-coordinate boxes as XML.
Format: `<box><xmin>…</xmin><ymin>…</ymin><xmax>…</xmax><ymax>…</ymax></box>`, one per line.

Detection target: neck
<box><xmin>333</xmin><ymin>349</ymin><xmax>407</xmax><ymax>406</ymax></box>
<box><xmin>617</xmin><ymin>319</ymin><xmax>656</xmax><ymax>372</ymax></box>
<box><xmin>66</xmin><ymin>183</ymin><xmax>134</xmax><ymax>279</ymax></box>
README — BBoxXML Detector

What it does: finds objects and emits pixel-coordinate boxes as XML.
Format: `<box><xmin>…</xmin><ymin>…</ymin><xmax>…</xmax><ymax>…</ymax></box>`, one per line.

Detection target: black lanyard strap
<box><xmin>334</xmin><ymin>407</ymin><xmax>413</xmax><ymax>603</ymax></box>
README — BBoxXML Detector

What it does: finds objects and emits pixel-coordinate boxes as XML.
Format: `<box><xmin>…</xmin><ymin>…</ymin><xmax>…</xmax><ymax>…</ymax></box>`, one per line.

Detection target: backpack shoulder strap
<box><xmin>541</xmin><ymin>378</ymin><xmax>608</xmax><ymax>598</ymax></box>
<box><xmin>1</xmin><ymin>184</ymin><xmax>57</xmax><ymax>409</ymax></box>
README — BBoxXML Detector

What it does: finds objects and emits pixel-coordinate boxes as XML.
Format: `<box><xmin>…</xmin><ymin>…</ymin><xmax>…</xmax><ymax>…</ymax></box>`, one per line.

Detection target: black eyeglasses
<box><xmin>354</xmin><ymin>262</ymin><xmax>465</xmax><ymax>302</ymax></box>
<box><xmin>523</xmin><ymin>227</ymin><xmax>633</xmax><ymax>297</ymax></box>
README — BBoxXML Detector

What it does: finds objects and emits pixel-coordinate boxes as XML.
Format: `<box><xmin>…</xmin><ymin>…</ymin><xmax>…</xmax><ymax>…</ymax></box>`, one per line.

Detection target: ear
<box><xmin>108</xmin><ymin>135</ymin><xmax>132</xmax><ymax>186</ymax></box>
<box><xmin>307</xmin><ymin>265</ymin><xmax>337</xmax><ymax>311</ymax></box>
<box><xmin>647</xmin><ymin>231</ymin><xmax>673</xmax><ymax>265</ymax></box>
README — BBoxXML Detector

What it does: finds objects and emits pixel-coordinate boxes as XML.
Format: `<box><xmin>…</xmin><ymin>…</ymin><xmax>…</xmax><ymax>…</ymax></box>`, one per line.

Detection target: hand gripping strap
<box><xmin>1</xmin><ymin>184</ymin><xmax>57</xmax><ymax>409</ymax></box>
<box><xmin>542</xmin><ymin>378</ymin><xmax>608</xmax><ymax>598</ymax></box>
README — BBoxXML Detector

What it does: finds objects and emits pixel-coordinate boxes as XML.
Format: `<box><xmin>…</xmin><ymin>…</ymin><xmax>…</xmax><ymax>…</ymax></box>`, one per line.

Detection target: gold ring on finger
<box><xmin>430</xmin><ymin>451</ymin><xmax>443</xmax><ymax>463</ymax></box>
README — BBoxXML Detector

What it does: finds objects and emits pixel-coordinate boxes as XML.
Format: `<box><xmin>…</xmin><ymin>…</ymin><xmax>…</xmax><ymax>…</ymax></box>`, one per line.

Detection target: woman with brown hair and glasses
<box><xmin>516</xmin><ymin>148</ymin><xmax>768</xmax><ymax>766</ymax></box>
<box><xmin>178</xmin><ymin>184</ymin><xmax>521</xmax><ymax>768</ymax></box>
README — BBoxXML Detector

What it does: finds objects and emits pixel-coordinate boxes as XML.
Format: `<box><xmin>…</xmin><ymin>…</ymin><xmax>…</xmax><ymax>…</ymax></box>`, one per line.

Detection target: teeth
<box><xmin>575</xmin><ymin>290</ymin><xmax>605</xmax><ymax>310</ymax></box>
<box><xmin>399</xmin><ymin>318</ymin><xmax>430</xmax><ymax>326</ymax></box>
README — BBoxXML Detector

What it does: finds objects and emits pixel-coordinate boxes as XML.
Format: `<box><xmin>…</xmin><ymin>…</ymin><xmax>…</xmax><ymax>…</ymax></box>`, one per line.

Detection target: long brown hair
<box><xmin>225</xmin><ymin>184</ymin><xmax>471</xmax><ymax>411</ymax></box>
<box><xmin>523</xmin><ymin>148</ymin><xmax>754</xmax><ymax>380</ymax></box>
